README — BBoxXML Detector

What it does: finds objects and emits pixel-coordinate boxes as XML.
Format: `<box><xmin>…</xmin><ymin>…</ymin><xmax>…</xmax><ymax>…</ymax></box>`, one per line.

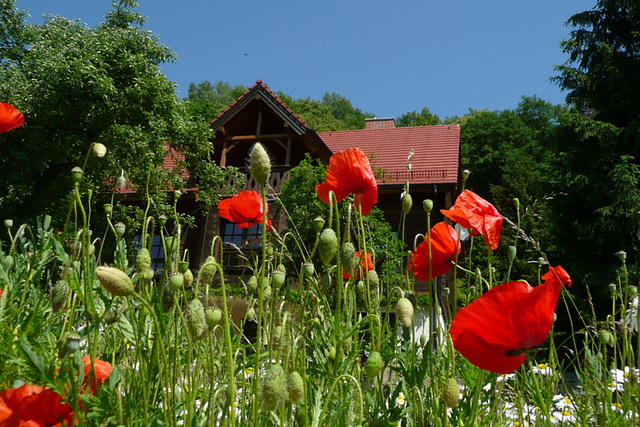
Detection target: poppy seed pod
<box><xmin>71</xmin><ymin>167</ymin><xmax>83</xmax><ymax>184</ymax></box>
<box><xmin>114</xmin><ymin>222</ymin><xmax>126</xmax><ymax>238</ymax></box>
<box><xmin>141</xmin><ymin>268</ymin><xmax>155</xmax><ymax>282</ymax></box>
<box><xmin>158</xmin><ymin>215</ymin><xmax>167</xmax><ymax>227</ymax></box>
<box><xmin>402</xmin><ymin>193</ymin><xmax>413</xmax><ymax>214</ymax></box>
<box><xmin>103</xmin><ymin>204</ymin><xmax>113</xmax><ymax>215</ymax></box>
<box><xmin>92</xmin><ymin>142</ymin><xmax>107</xmax><ymax>158</ymax></box>
<box><xmin>302</xmin><ymin>262</ymin><xmax>315</xmax><ymax>277</ymax></box>
<box><xmin>262</xmin><ymin>364</ymin><xmax>286</xmax><ymax>412</ymax></box>
<box><xmin>443</xmin><ymin>378</ymin><xmax>460</xmax><ymax>408</ymax></box>
<box><xmin>51</xmin><ymin>280</ymin><xmax>70</xmax><ymax>312</ymax></box>
<box><xmin>250</xmin><ymin>142</ymin><xmax>271</xmax><ymax>186</ymax></box>
<box><xmin>318</xmin><ymin>228</ymin><xmax>338</xmax><ymax>265</ymax></box>
<box><xmin>272</xmin><ymin>269</ymin><xmax>286</xmax><ymax>288</ymax></box>
<box><xmin>168</xmin><ymin>272</ymin><xmax>184</xmax><ymax>291</ymax></box>
<box><xmin>95</xmin><ymin>266</ymin><xmax>134</xmax><ymax>296</ymax></box>
<box><xmin>64</xmin><ymin>333</ymin><xmax>82</xmax><ymax>354</ymax></box>
<box><xmin>4</xmin><ymin>219</ymin><xmax>13</xmax><ymax>229</ymax></box>
<box><xmin>364</xmin><ymin>351</ymin><xmax>382</xmax><ymax>377</ymax></box>
<box><xmin>629</xmin><ymin>286</ymin><xmax>638</xmax><ymax>297</ymax></box>
<box><xmin>313</xmin><ymin>216</ymin><xmax>325</xmax><ymax>233</ymax></box>
<box><xmin>287</xmin><ymin>371</ymin><xmax>305</xmax><ymax>403</ymax></box>
<box><xmin>462</xmin><ymin>169</ymin><xmax>471</xmax><ymax>181</ymax></box>
<box><xmin>205</xmin><ymin>308</ymin><xmax>223</xmax><ymax>328</ymax></box>
<box><xmin>396</xmin><ymin>297</ymin><xmax>414</xmax><ymax>327</ymax></box>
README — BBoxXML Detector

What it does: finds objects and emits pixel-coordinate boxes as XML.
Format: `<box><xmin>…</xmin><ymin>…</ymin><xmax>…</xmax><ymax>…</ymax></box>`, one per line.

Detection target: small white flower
<box><xmin>551</xmin><ymin>409</ymin><xmax>576</xmax><ymax>424</ymax></box>
<box><xmin>531</xmin><ymin>363</ymin><xmax>553</xmax><ymax>375</ymax></box>
<box><xmin>395</xmin><ymin>392</ymin><xmax>406</xmax><ymax>407</ymax></box>
<box><xmin>553</xmin><ymin>394</ymin><xmax>576</xmax><ymax>411</ymax></box>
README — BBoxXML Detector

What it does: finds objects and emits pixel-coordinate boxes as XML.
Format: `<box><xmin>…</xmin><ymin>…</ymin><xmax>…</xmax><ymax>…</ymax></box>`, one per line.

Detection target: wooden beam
<box><xmin>256</xmin><ymin>109</ymin><xmax>263</xmax><ymax>135</ymax></box>
<box><xmin>220</xmin><ymin>141</ymin><xmax>228</xmax><ymax>167</ymax></box>
<box><xmin>285</xmin><ymin>138</ymin><xmax>291</xmax><ymax>165</ymax></box>
<box><xmin>227</xmin><ymin>133</ymin><xmax>292</xmax><ymax>141</ymax></box>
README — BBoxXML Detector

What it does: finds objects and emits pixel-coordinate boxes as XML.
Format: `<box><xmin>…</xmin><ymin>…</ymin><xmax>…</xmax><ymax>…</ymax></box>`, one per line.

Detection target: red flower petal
<box><xmin>0</xmin><ymin>103</ymin><xmax>24</xmax><ymax>134</ymax></box>
<box><xmin>441</xmin><ymin>190</ymin><xmax>503</xmax><ymax>250</ymax></box>
<box><xmin>218</xmin><ymin>190</ymin><xmax>272</xmax><ymax>229</ymax></box>
<box><xmin>450</xmin><ymin>266</ymin><xmax>571</xmax><ymax>374</ymax></box>
<box><xmin>343</xmin><ymin>250</ymin><xmax>374</xmax><ymax>279</ymax></box>
<box><xmin>410</xmin><ymin>222</ymin><xmax>461</xmax><ymax>281</ymax></box>
<box><xmin>82</xmin><ymin>356</ymin><xmax>114</xmax><ymax>394</ymax></box>
<box><xmin>316</xmin><ymin>148</ymin><xmax>378</xmax><ymax>215</ymax></box>
<box><xmin>0</xmin><ymin>385</ymin><xmax>73</xmax><ymax>426</ymax></box>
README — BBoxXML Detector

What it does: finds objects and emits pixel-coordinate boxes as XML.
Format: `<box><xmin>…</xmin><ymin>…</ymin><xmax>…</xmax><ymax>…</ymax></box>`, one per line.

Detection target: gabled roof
<box><xmin>211</xmin><ymin>79</ymin><xmax>311</xmax><ymax>136</ymax></box>
<box><xmin>318</xmin><ymin>125</ymin><xmax>460</xmax><ymax>187</ymax></box>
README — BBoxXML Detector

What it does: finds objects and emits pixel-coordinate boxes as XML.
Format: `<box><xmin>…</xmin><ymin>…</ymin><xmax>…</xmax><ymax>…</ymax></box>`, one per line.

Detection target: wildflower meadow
<box><xmin>0</xmin><ymin>102</ymin><xmax>639</xmax><ymax>426</ymax></box>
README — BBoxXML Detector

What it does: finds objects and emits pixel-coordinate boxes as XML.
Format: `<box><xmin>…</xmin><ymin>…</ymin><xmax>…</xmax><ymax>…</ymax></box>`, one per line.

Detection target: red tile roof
<box><xmin>318</xmin><ymin>125</ymin><xmax>460</xmax><ymax>186</ymax></box>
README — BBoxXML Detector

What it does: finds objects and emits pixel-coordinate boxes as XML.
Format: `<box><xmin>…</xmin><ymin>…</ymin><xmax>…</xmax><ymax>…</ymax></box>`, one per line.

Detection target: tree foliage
<box><xmin>396</xmin><ymin>107</ymin><xmax>441</xmax><ymax>127</ymax></box>
<box><xmin>0</xmin><ymin>0</ymin><xmax>232</xmax><ymax>225</ymax></box>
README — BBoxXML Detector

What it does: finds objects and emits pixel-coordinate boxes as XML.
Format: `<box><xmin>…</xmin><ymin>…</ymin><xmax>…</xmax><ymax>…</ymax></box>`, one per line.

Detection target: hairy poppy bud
<box><xmin>318</xmin><ymin>228</ymin><xmax>338</xmax><ymax>265</ymax></box>
<box><xmin>168</xmin><ymin>272</ymin><xmax>184</xmax><ymax>291</ymax></box>
<box><xmin>507</xmin><ymin>246</ymin><xmax>517</xmax><ymax>264</ymax></box>
<box><xmin>402</xmin><ymin>193</ymin><xmax>413</xmax><ymax>214</ymax></box>
<box><xmin>250</xmin><ymin>142</ymin><xmax>271</xmax><ymax>186</ymax></box>
<box><xmin>247</xmin><ymin>275</ymin><xmax>258</xmax><ymax>295</ymax></box>
<box><xmin>288</xmin><ymin>371</ymin><xmax>305</xmax><ymax>403</ymax></box>
<box><xmin>423</xmin><ymin>199</ymin><xmax>433</xmax><ymax>213</ymax></box>
<box><xmin>302</xmin><ymin>262</ymin><xmax>315</xmax><ymax>277</ymax></box>
<box><xmin>356</xmin><ymin>280</ymin><xmax>366</xmax><ymax>298</ymax></box>
<box><xmin>116</xmin><ymin>172</ymin><xmax>126</xmax><ymax>189</ymax></box>
<box><xmin>342</xmin><ymin>242</ymin><xmax>358</xmax><ymax>273</ymax></box>
<box><xmin>141</xmin><ymin>268</ymin><xmax>155</xmax><ymax>282</ymax></box>
<box><xmin>186</xmin><ymin>299</ymin><xmax>208</xmax><ymax>340</ymax></box>
<box><xmin>262</xmin><ymin>285</ymin><xmax>272</xmax><ymax>301</ymax></box>
<box><xmin>245</xmin><ymin>307</ymin><xmax>256</xmax><ymax>322</ymax></box>
<box><xmin>443</xmin><ymin>378</ymin><xmax>460</xmax><ymax>408</ymax></box>
<box><xmin>183</xmin><ymin>269</ymin><xmax>194</xmax><ymax>288</ymax></box>
<box><xmin>71</xmin><ymin>167</ymin><xmax>83</xmax><ymax>184</ymax></box>
<box><xmin>396</xmin><ymin>297</ymin><xmax>414</xmax><ymax>327</ymax></box>
<box><xmin>205</xmin><ymin>308</ymin><xmax>222</xmax><ymax>328</ymax></box>
<box><xmin>92</xmin><ymin>142</ymin><xmax>107</xmax><ymax>158</ymax></box>
<box><xmin>367</xmin><ymin>270</ymin><xmax>380</xmax><ymax>288</ymax></box>
<box><xmin>2</xmin><ymin>254</ymin><xmax>14</xmax><ymax>270</ymax></box>
<box><xmin>364</xmin><ymin>351</ymin><xmax>382</xmax><ymax>377</ymax></box>
<box><xmin>51</xmin><ymin>280</ymin><xmax>70</xmax><ymax>312</ymax></box>
<box><xmin>96</xmin><ymin>266</ymin><xmax>134</xmax><ymax>297</ymax></box>
<box><xmin>200</xmin><ymin>256</ymin><xmax>217</xmax><ymax>286</ymax></box>
<box><xmin>262</xmin><ymin>364</ymin><xmax>286</xmax><ymax>412</ymax></box>
<box><xmin>135</xmin><ymin>248</ymin><xmax>151</xmax><ymax>274</ymax></box>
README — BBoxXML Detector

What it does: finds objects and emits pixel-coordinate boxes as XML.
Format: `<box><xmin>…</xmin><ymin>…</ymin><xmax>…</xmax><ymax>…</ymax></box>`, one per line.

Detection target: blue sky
<box><xmin>19</xmin><ymin>0</ymin><xmax>594</xmax><ymax>120</ymax></box>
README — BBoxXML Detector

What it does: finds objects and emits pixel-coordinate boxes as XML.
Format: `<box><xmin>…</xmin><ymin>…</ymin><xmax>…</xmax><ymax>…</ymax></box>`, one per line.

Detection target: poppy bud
<box><xmin>105</xmin><ymin>308</ymin><xmax>121</xmax><ymax>324</ymax></box>
<box><xmin>116</xmin><ymin>173</ymin><xmax>126</xmax><ymax>189</ymax></box>
<box><xmin>313</xmin><ymin>216</ymin><xmax>325</xmax><ymax>233</ymax></box>
<box><xmin>65</xmin><ymin>332</ymin><xmax>82</xmax><ymax>354</ymax></box>
<box><xmin>43</xmin><ymin>215</ymin><xmax>52</xmax><ymax>231</ymax></box>
<box><xmin>318</xmin><ymin>228</ymin><xmax>338</xmax><ymax>265</ymax></box>
<box><xmin>396</xmin><ymin>297</ymin><xmax>414</xmax><ymax>327</ymax></box>
<box><xmin>513</xmin><ymin>198</ymin><xmax>520</xmax><ymax>210</ymax></box>
<box><xmin>262</xmin><ymin>363</ymin><xmax>286</xmax><ymax>412</ymax></box>
<box><xmin>114</xmin><ymin>222</ymin><xmax>126</xmax><ymax>238</ymax></box>
<box><xmin>4</xmin><ymin>219</ymin><xmax>13</xmax><ymax>229</ymax></box>
<box><xmin>183</xmin><ymin>269</ymin><xmax>194</xmax><ymax>288</ymax></box>
<box><xmin>420</xmin><ymin>334</ymin><xmax>427</xmax><ymax>347</ymax></box>
<box><xmin>51</xmin><ymin>280</ymin><xmax>70</xmax><ymax>312</ymax></box>
<box><xmin>319</xmin><ymin>273</ymin><xmax>331</xmax><ymax>291</ymax></box>
<box><xmin>71</xmin><ymin>166</ymin><xmax>83</xmax><ymax>184</ymax></box>
<box><xmin>507</xmin><ymin>246</ymin><xmax>517</xmax><ymax>263</ymax></box>
<box><xmin>364</xmin><ymin>351</ymin><xmax>382</xmax><ymax>377</ymax></box>
<box><xmin>356</xmin><ymin>280</ymin><xmax>366</xmax><ymax>298</ymax></box>
<box><xmin>92</xmin><ymin>142</ymin><xmax>107</xmax><ymax>158</ymax></box>
<box><xmin>205</xmin><ymin>308</ymin><xmax>223</xmax><ymax>328</ymax></box>
<box><xmin>103</xmin><ymin>204</ymin><xmax>113</xmax><ymax>215</ymax></box>
<box><xmin>135</xmin><ymin>248</ymin><xmax>151</xmax><ymax>274</ymax></box>
<box><xmin>442</xmin><ymin>378</ymin><xmax>460</xmax><ymax>408</ymax></box>
<box><xmin>168</xmin><ymin>272</ymin><xmax>184</xmax><ymax>291</ymax></box>
<box><xmin>200</xmin><ymin>256</ymin><xmax>217</xmax><ymax>286</ymax></box>
<box><xmin>342</xmin><ymin>242</ymin><xmax>358</xmax><ymax>273</ymax></box>
<box><xmin>250</xmin><ymin>142</ymin><xmax>271</xmax><ymax>186</ymax></box>
<box><xmin>402</xmin><ymin>193</ymin><xmax>413</xmax><ymax>214</ymax></box>
<box><xmin>247</xmin><ymin>275</ymin><xmax>258</xmax><ymax>295</ymax></box>
<box><xmin>302</xmin><ymin>262</ymin><xmax>315</xmax><ymax>277</ymax></box>
<box><xmin>96</xmin><ymin>266</ymin><xmax>134</xmax><ymax>297</ymax></box>
<box><xmin>165</xmin><ymin>236</ymin><xmax>177</xmax><ymax>256</ymax></box>
<box><xmin>287</xmin><ymin>371</ymin><xmax>305</xmax><ymax>403</ymax></box>
<box><xmin>629</xmin><ymin>286</ymin><xmax>638</xmax><ymax>297</ymax></box>
<box><xmin>272</xmin><ymin>269</ymin><xmax>286</xmax><ymax>288</ymax></box>
<box><xmin>598</xmin><ymin>331</ymin><xmax>613</xmax><ymax>345</ymax></box>
<box><xmin>2</xmin><ymin>254</ymin><xmax>14</xmax><ymax>270</ymax></box>
<box><xmin>342</xmin><ymin>335</ymin><xmax>352</xmax><ymax>353</ymax></box>
<box><xmin>246</xmin><ymin>307</ymin><xmax>256</xmax><ymax>322</ymax></box>
<box><xmin>141</xmin><ymin>268</ymin><xmax>155</xmax><ymax>282</ymax></box>
<box><xmin>262</xmin><ymin>285</ymin><xmax>272</xmax><ymax>301</ymax></box>
<box><xmin>423</xmin><ymin>199</ymin><xmax>433</xmax><ymax>213</ymax></box>
<box><xmin>266</xmin><ymin>245</ymin><xmax>274</xmax><ymax>257</ymax></box>
<box><xmin>186</xmin><ymin>299</ymin><xmax>208</xmax><ymax>340</ymax></box>
<box><xmin>367</xmin><ymin>270</ymin><xmax>380</xmax><ymax>288</ymax></box>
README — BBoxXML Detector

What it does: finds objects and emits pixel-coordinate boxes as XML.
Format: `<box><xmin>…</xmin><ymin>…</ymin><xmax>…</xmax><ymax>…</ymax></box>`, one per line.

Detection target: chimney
<box><xmin>365</xmin><ymin>117</ymin><xmax>396</xmax><ymax>130</ymax></box>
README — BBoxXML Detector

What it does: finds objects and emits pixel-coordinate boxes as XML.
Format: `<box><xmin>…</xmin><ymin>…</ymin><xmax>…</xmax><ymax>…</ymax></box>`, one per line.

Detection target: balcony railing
<box><xmin>224</xmin><ymin>168</ymin><xmax>290</xmax><ymax>195</ymax></box>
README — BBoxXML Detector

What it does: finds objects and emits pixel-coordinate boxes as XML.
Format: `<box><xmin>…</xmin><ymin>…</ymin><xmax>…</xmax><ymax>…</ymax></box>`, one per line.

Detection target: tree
<box><xmin>550</xmin><ymin>0</ymin><xmax>640</xmax><ymax>299</ymax></box>
<box><xmin>0</xmin><ymin>0</ymin><xmax>231</xmax><ymax>225</ymax></box>
<box><xmin>396</xmin><ymin>107</ymin><xmax>441</xmax><ymax>127</ymax></box>
<box><xmin>186</xmin><ymin>80</ymin><xmax>247</xmax><ymax>122</ymax></box>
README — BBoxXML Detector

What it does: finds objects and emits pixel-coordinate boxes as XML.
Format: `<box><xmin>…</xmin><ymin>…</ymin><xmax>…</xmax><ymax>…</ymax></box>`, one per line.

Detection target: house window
<box><xmin>221</xmin><ymin>219</ymin><xmax>263</xmax><ymax>268</ymax></box>
<box><xmin>133</xmin><ymin>234</ymin><xmax>165</xmax><ymax>274</ymax></box>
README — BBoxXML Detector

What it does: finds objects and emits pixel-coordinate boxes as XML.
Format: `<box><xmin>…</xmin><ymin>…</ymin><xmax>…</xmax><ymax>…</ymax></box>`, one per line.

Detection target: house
<box><xmin>147</xmin><ymin>80</ymin><xmax>462</xmax><ymax>284</ymax></box>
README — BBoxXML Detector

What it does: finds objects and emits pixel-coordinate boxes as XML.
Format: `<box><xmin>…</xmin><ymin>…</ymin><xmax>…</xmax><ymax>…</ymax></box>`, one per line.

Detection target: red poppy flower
<box><xmin>0</xmin><ymin>288</ymin><xmax>3</xmax><ymax>298</ymax></box>
<box><xmin>410</xmin><ymin>222</ymin><xmax>461</xmax><ymax>281</ymax></box>
<box><xmin>343</xmin><ymin>250</ymin><xmax>374</xmax><ymax>279</ymax></box>
<box><xmin>316</xmin><ymin>148</ymin><xmax>378</xmax><ymax>215</ymax></box>
<box><xmin>82</xmin><ymin>356</ymin><xmax>113</xmax><ymax>394</ymax></box>
<box><xmin>0</xmin><ymin>102</ymin><xmax>24</xmax><ymax>134</ymax></box>
<box><xmin>440</xmin><ymin>190</ymin><xmax>503</xmax><ymax>250</ymax></box>
<box><xmin>449</xmin><ymin>265</ymin><xmax>572</xmax><ymax>374</ymax></box>
<box><xmin>0</xmin><ymin>384</ymin><xmax>73</xmax><ymax>426</ymax></box>
<box><xmin>218</xmin><ymin>190</ymin><xmax>272</xmax><ymax>229</ymax></box>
